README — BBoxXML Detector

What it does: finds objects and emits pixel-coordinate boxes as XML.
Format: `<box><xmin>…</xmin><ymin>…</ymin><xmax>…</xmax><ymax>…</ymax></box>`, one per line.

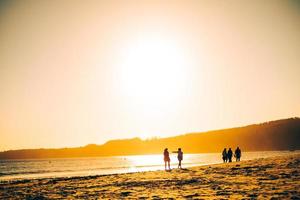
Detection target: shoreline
<box><xmin>1</xmin><ymin>153</ymin><xmax>300</xmax><ymax>199</ymax></box>
<box><xmin>1</xmin><ymin>150</ymin><xmax>298</xmax><ymax>182</ymax></box>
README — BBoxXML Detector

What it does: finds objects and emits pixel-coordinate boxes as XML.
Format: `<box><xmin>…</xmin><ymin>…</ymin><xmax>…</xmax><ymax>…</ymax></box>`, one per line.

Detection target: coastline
<box><xmin>1</xmin><ymin>153</ymin><xmax>300</xmax><ymax>199</ymax></box>
<box><xmin>1</xmin><ymin>150</ymin><xmax>297</xmax><ymax>182</ymax></box>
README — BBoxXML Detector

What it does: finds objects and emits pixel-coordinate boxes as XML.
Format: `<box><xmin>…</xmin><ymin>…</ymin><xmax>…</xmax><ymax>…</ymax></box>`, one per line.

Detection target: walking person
<box><xmin>222</xmin><ymin>148</ymin><xmax>227</xmax><ymax>163</ymax></box>
<box><xmin>234</xmin><ymin>147</ymin><xmax>241</xmax><ymax>162</ymax></box>
<box><xmin>173</xmin><ymin>148</ymin><xmax>183</xmax><ymax>169</ymax></box>
<box><xmin>163</xmin><ymin>148</ymin><xmax>171</xmax><ymax>171</ymax></box>
<box><xmin>227</xmin><ymin>148</ymin><xmax>233</xmax><ymax>162</ymax></box>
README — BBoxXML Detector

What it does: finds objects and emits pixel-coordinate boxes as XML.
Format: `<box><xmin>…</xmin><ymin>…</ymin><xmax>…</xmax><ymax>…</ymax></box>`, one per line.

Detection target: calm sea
<box><xmin>0</xmin><ymin>151</ymin><xmax>298</xmax><ymax>181</ymax></box>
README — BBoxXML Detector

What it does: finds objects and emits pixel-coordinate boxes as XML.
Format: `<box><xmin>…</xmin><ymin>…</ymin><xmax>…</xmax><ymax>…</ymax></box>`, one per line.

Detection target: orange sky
<box><xmin>1</xmin><ymin>0</ymin><xmax>300</xmax><ymax>151</ymax></box>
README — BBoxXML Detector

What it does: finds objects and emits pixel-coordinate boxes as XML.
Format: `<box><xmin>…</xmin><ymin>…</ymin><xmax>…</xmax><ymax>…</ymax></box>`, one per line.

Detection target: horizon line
<box><xmin>1</xmin><ymin>116</ymin><xmax>298</xmax><ymax>152</ymax></box>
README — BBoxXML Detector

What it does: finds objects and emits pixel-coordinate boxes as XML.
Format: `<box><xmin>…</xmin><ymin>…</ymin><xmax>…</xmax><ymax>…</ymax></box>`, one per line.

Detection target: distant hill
<box><xmin>1</xmin><ymin>117</ymin><xmax>299</xmax><ymax>159</ymax></box>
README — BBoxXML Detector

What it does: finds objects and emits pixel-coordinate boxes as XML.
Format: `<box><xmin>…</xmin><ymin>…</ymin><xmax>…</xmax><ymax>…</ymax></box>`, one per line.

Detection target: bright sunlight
<box><xmin>116</xmin><ymin>34</ymin><xmax>189</xmax><ymax>115</ymax></box>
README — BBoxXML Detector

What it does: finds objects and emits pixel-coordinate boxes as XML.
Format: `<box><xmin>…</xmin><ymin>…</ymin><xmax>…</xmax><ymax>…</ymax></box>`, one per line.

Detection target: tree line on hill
<box><xmin>0</xmin><ymin>117</ymin><xmax>299</xmax><ymax>159</ymax></box>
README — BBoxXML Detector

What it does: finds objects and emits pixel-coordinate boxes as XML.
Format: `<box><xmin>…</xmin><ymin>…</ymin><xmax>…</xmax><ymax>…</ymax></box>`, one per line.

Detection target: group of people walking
<box><xmin>222</xmin><ymin>147</ymin><xmax>241</xmax><ymax>163</ymax></box>
<box><xmin>163</xmin><ymin>146</ymin><xmax>242</xmax><ymax>171</ymax></box>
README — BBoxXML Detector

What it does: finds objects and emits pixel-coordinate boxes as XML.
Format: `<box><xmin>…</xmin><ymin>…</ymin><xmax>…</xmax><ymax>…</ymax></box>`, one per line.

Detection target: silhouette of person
<box><xmin>173</xmin><ymin>148</ymin><xmax>183</xmax><ymax>169</ymax></box>
<box><xmin>222</xmin><ymin>148</ymin><xmax>227</xmax><ymax>163</ymax></box>
<box><xmin>163</xmin><ymin>148</ymin><xmax>171</xmax><ymax>171</ymax></box>
<box><xmin>234</xmin><ymin>147</ymin><xmax>241</xmax><ymax>162</ymax></box>
<box><xmin>227</xmin><ymin>148</ymin><xmax>233</xmax><ymax>162</ymax></box>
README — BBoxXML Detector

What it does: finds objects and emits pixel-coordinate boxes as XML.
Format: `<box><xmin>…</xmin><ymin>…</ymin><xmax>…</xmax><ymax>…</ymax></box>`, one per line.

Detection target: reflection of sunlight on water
<box><xmin>125</xmin><ymin>154</ymin><xmax>163</xmax><ymax>173</ymax></box>
<box><xmin>122</xmin><ymin>153</ymin><xmax>221</xmax><ymax>171</ymax></box>
<box><xmin>1</xmin><ymin>151</ymin><xmax>299</xmax><ymax>181</ymax></box>
<box><xmin>127</xmin><ymin>154</ymin><xmax>162</xmax><ymax>167</ymax></box>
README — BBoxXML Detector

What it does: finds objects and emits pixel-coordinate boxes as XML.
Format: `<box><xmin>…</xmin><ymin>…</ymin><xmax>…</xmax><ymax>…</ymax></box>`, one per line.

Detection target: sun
<box><xmin>116</xmin><ymin>34</ymin><xmax>188</xmax><ymax>111</ymax></box>
<box><xmin>113</xmin><ymin>34</ymin><xmax>189</xmax><ymax>138</ymax></box>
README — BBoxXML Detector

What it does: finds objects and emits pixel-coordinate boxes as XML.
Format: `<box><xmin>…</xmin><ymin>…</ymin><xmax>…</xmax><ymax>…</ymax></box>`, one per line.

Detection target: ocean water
<box><xmin>0</xmin><ymin>151</ymin><xmax>298</xmax><ymax>181</ymax></box>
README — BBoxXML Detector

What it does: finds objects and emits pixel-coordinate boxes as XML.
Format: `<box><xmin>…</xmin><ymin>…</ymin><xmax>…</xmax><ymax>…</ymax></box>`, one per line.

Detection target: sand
<box><xmin>0</xmin><ymin>153</ymin><xmax>299</xmax><ymax>199</ymax></box>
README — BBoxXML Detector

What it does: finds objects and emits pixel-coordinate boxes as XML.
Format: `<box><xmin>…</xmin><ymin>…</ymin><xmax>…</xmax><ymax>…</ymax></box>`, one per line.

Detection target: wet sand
<box><xmin>1</xmin><ymin>153</ymin><xmax>299</xmax><ymax>199</ymax></box>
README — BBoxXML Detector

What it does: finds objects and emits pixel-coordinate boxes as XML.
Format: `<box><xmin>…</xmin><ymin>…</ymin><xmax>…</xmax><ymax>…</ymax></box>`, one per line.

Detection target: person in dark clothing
<box><xmin>227</xmin><ymin>148</ymin><xmax>233</xmax><ymax>162</ymax></box>
<box><xmin>163</xmin><ymin>148</ymin><xmax>171</xmax><ymax>171</ymax></box>
<box><xmin>234</xmin><ymin>147</ymin><xmax>241</xmax><ymax>162</ymax></box>
<box><xmin>222</xmin><ymin>148</ymin><xmax>227</xmax><ymax>163</ymax></box>
<box><xmin>173</xmin><ymin>148</ymin><xmax>183</xmax><ymax>169</ymax></box>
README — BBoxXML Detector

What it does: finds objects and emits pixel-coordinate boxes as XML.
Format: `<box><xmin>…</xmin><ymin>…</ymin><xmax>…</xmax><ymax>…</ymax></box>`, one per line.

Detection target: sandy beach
<box><xmin>1</xmin><ymin>153</ymin><xmax>299</xmax><ymax>199</ymax></box>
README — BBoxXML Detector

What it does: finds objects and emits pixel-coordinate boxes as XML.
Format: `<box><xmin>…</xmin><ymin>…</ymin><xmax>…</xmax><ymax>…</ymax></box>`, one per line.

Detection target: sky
<box><xmin>0</xmin><ymin>0</ymin><xmax>300</xmax><ymax>151</ymax></box>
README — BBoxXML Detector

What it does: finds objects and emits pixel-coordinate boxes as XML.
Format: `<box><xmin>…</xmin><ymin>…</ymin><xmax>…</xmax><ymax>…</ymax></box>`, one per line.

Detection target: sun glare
<box><xmin>116</xmin><ymin>35</ymin><xmax>188</xmax><ymax>117</ymax></box>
